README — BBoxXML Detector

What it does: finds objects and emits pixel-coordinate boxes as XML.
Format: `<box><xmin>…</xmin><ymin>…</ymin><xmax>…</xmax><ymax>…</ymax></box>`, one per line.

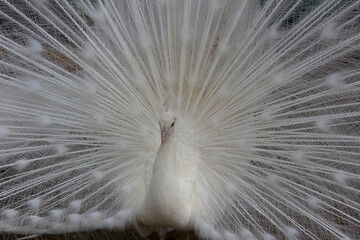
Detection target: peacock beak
<box><xmin>161</xmin><ymin>129</ymin><xmax>168</xmax><ymax>144</ymax></box>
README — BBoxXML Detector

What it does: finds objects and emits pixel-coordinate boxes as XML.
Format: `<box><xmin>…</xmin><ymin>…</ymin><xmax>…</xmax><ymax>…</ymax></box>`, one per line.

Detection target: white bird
<box><xmin>137</xmin><ymin>109</ymin><xmax>197</xmax><ymax>239</ymax></box>
<box><xmin>0</xmin><ymin>0</ymin><xmax>360</xmax><ymax>240</ymax></box>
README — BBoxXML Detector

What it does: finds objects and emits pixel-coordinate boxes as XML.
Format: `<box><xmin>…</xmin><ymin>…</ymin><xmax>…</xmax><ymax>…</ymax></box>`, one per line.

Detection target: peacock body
<box><xmin>0</xmin><ymin>0</ymin><xmax>359</xmax><ymax>239</ymax></box>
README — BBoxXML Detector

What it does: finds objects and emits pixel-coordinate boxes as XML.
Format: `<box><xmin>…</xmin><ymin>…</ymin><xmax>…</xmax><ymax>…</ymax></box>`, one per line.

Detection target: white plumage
<box><xmin>0</xmin><ymin>0</ymin><xmax>360</xmax><ymax>239</ymax></box>
<box><xmin>138</xmin><ymin>111</ymin><xmax>195</xmax><ymax>237</ymax></box>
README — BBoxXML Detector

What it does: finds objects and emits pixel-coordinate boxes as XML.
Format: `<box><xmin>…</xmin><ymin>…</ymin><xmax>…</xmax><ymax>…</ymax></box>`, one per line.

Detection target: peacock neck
<box><xmin>152</xmin><ymin>133</ymin><xmax>177</xmax><ymax>175</ymax></box>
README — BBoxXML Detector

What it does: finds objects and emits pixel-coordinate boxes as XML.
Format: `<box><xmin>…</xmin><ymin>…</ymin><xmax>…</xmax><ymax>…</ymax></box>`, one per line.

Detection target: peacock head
<box><xmin>159</xmin><ymin>111</ymin><xmax>176</xmax><ymax>144</ymax></box>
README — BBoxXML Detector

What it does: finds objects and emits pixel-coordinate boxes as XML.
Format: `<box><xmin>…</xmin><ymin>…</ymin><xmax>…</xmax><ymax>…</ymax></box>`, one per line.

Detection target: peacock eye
<box><xmin>170</xmin><ymin>122</ymin><xmax>175</xmax><ymax>127</ymax></box>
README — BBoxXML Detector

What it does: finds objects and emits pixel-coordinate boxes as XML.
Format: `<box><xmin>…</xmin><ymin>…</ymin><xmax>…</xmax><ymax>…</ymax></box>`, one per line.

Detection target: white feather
<box><xmin>0</xmin><ymin>0</ymin><xmax>359</xmax><ymax>239</ymax></box>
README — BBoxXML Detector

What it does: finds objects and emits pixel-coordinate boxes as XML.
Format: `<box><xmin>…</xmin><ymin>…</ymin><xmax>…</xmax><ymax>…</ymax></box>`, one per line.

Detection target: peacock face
<box><xmin>158</xmin><ymin>112</ymin><xmax>176</xmax><ymax>144</ymax></box>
